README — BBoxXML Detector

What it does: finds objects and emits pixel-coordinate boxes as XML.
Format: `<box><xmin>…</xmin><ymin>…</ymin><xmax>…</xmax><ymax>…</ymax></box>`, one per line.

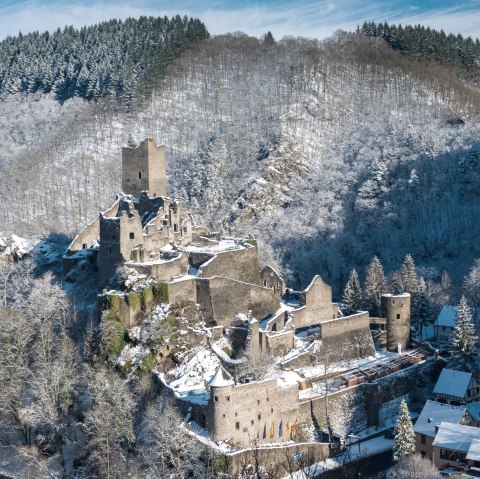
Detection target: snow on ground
<box><xmin>168</xmin><ymin>346</ymin><xmax>221</xmax><ymax>394</ymax></box>
<box><xmin>0</xmin><ymin>233</ymin><xmax>36</xmax><ymax>259</ymax></box>
<box><xmin>117</xmin><ymin>304</ymin><xmax>170</xmax><ymax>370</ymax></box>
<box><xmin>297</xmin><ymin>349</ymin><xmax>398</xmax><ymax>380</ymax></box>
<box><xmin>284</xmin><ymin>436</ymin><xmax>394</xmax><ymax>479</ymax></box>
<box><xmin>184</xmin><ymin>239</ymin><xmax>246</xmax><ymax>254</ymax></box>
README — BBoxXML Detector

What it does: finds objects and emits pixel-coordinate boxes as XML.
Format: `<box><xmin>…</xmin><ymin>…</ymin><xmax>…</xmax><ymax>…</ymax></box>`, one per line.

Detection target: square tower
<box><xmin>122</xmin><ymin>137</ymin><xmax>167</xmax><ymax>198</ymax></box>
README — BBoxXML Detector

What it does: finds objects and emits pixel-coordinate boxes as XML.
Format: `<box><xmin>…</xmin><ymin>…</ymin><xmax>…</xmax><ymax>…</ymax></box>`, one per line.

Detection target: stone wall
<box><xmin>119</xmin><ymin>210</ymin><xmax>144</xmax><ymax>262</ymax></box>
<box><xmin>299</xmin><ymin>385</ymin><xmax>369</xmax><ymax>436</ymax></box>
<box><xmin>197</xmin><ymin>277</ymin><xmax>279</xmax><ymax>326</ymax></box>
<box><xmin>321</xmin><ymin>328</ymin><xmax>376</xmax><ymax>363</ymax></box>
<box><xmin>189</xmin><ymin>251</ymin><xmax>214</xmax><ymax>269</ymax></box>
<box><xmin>208</xmin><ymin>378</ymin><xmax>299</xmax><ymax>446</ymax></box>
<box><xmin>265</xmin><ymin>330</ymin><xmax>295</xmax><ymax>355</ymax></box>
<box><xmin>98</xmin><ymin>216</ymin><xmax>122</xmax><ymax>288</ymax></box>
<box><xmin>68</xmin><ymin>217</ymin><xmax>100</xmax><ymax>252</ymax></box>
<box><xmin>292</xmin><ymin>276</ymin><xmax>338</xmax><ymax>329</ymax></box>
<box><xmin>261</xmin><ymin>265</ymin><xmax>285</xmax><ymax>297</ymax></box>
<box><xmin>168</xmin><ymin>278</ymin><xmax>197</xmax><ymax>305</ymax></box>
<box><xmin>320</xmin><ymin>312</ymin><xmax>369</xmax><ymax>338</ymax></box>
<box><xmin>198</xmin><ymin>246</ymin><xmax>262</xmax><ymax>285</ymax></box>
<box><xmin>131</xmin><ymin>254</ymin><xmax>189</xmax><ymax>282</ymax></box>
<box><xmin>228</xmin><ymin>442</ymin><xmax>331</xmax><ymax>477</ymax></box>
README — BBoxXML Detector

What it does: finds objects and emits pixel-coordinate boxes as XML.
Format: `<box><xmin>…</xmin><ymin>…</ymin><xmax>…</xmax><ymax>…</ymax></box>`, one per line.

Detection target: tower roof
<box><xmin>209</xmin><ymin>367</ymin><xmax>234</xmax><ymax>388</ymax></box>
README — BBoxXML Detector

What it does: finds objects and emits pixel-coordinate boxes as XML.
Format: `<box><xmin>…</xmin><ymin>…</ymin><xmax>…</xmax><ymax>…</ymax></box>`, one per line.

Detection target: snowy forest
<box><xmin>1</xmin><ymin>11</ymin><xmax>480</xmax><ymax>479</ymax></box>
<box><xmin>0</xmin><ymin>15</ymin><xmax>209</xmax><ymax>103</ymax></box>
<box><xmin>1</xmin><ymin>26</ymin><xmax>480</xmax><ymax>293</ymax></box>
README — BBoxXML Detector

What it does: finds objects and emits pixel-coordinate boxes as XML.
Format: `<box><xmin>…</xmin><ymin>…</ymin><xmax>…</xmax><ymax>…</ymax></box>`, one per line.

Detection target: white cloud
<box><xmin>0</xmin><ymin>0</ymin><xmax>479</xmax><ymax>41</ymax></box>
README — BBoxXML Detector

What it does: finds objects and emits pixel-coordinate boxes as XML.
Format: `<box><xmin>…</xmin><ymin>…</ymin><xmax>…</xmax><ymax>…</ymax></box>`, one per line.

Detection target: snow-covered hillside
<box><xmin>1</xmin><ymin>32</ymin><xmax>479</xmax><ymax>292</ymax></box>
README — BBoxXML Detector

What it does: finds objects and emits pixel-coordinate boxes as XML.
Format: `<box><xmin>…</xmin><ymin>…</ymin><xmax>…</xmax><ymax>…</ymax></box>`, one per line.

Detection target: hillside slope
<box><xmin>1</xmin><ymin>31</ymin><xmax>480</xmax><ymax>293</ymax></box>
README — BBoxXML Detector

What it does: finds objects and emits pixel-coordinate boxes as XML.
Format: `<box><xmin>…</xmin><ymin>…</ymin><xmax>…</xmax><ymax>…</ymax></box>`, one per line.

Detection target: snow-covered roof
<box><xmin>433</xmin><ymin>422</ymin><xmax>480</xmax><ymax>453</ymax></box>
<box><xmin>468</xmin><ymin>402</ymin><xmax>480</xmax><ymax>421</ymax></box>
<box><xmin>209</xmin><ymin>367</ymin><xmax>234</xmax><ymax>388</ymax></box>
<box><xmin>413</xmin><ymin>400</ymin><xmax>466</xmax><ymax>437</ymax></box>
<box><xmin>433</xmin><ymin>368</ymin><xmax>472</xmax><ymax>398</ymax></box>
<box><xmin>467</xmin><ymin>438</ymin><xmax>480</xmax><ymax>461</ymax></box>
<box><xmin>435</xmin><ymin>306</ymin><xmax>457</xmax><ymax>328</ymax></box>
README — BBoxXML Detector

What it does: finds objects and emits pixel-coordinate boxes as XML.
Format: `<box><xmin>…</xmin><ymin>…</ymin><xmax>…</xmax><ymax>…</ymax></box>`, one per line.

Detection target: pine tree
<box><xmin>450</xmin><ymin>296</ymin><xmax>478</xmax><ymax>368</ymax></box>
<box><xmin>401</xmin><ymin>254</ymin><xmax>418</xmax><ymax>294</ymax></box>
<box><xmin>412</xmin><ymin>276</ymin><xmax>432</xmax><ymax>339</ymax></box>
<box><xmin>342</xmin><ymin>269</ymin><xmax>362</xmax><ymax>315</ymax></box>
<box><xmin>464</xmin><ymin>258</ymin><xmax>480</xmax><ymax>322</ymax></box>
<box><xmin>364</xmin><ymin>256</ymin><xmax>387</xmax><ymax>316</ymax></box>
<box><xmin>393</xmin><ymin>399</ymin><xmax>416</xmax><ymax>462</ymax></box>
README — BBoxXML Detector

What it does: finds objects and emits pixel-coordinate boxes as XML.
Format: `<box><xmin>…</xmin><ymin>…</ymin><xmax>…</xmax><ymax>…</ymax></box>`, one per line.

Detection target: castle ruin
<box><xmin>65</xmin><ymin>137</ymin><xmax>415</xmax><ymax>449</ymax></box>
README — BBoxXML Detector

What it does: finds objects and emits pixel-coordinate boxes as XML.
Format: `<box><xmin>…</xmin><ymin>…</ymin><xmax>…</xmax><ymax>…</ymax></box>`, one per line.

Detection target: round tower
<box><xmin>207</xmin><ymin>367</ymin><xmax>234</xmax><ymax>442</ymax></box>
<box><xmin>382</xmin><ymin>293</ymin><xmax>411</xmax><ymax>352</ymax></box>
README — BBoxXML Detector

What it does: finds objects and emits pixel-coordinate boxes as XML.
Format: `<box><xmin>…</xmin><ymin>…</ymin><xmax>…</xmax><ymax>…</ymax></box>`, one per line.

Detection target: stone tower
<box><xmin>382</xmin><ymin>293</ymin><xmax>411</xmax><ymax>352</ymax></box>
<box><xmin>122</xmin><ymin>137</ymin><xmax>166</xmax><ymax>198</ymax></box>
<box><xmin>207</xmin><ymin>367</ymin><xmax>234</xmax><ymax>442</ymax></box>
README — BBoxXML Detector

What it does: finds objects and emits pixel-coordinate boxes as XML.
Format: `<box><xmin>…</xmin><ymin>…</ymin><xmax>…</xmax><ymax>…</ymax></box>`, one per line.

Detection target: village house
<box><xmin>413</xmin><ymin>400</ymin><xmax>470</xmax><ymax>460</ymax></box>
<box><xmin>434</xmin><ymin>306</ymin><xmax>457</xmax><ymax>345</ymax></box>
<box><xmin>432</xmin><ymin>422</ymin><xmax>480</xmax><ymax>469</ymax></box>
<box><xmin>433</xmin><ymin>368</ymin><xmax>480</xmax><ymax>405</ymax></box>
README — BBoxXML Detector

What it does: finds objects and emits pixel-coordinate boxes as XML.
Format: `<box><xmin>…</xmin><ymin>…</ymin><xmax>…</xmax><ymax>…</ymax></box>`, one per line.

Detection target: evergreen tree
<box><xmin>263</xmin><ymin>31</ymin><xmax>275</xmax><ymax>45</ymax></box>
<box><xmin>401</xmin><ymin>254</ymin><xmax>418</xmax><ymax>294</ymax></box>
<box><xmin>393</xmin><ymin>399</ymin><xmax>416</xmax><ymax>462</ymax></box>
<box><xmin>412</xmin><ymin>276</ymin><xmax>432</xmax><ymax>339</ymax></box>
<box><xmin>342</xmin><ymin>269</ymin><xmax>362</xmax><ymax>315</ymax></box>
<box><xmin>464</xmin><ymin>258</ymin><xmax>480</xmax><ymax>322</ymax></box>
<box><xmin>450</xmin><ymin>296</ymin><xmax>478</xmax><ymax>369</ymax></box>
<box><xmin>364</xmin><ymin>256</ymin><xmax>387</xmax><ymax>316</ymax></box>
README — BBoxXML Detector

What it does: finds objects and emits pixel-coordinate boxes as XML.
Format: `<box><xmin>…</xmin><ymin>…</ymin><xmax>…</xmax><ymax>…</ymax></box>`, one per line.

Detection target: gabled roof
<box><xmin>467</xmin><ymin>438</ymin><xmax>480</xmax><ymax>461</ymax></box>
<box><xmin>209</xmin><ymin>367</ymin><xmax>234</xmax><ymax>388</ymax></box>
<box><xmin>433</xmin><ymin>422</ymin><xmax>480</xmax><ymax>453</ymax></box>
<box><xmin>433</xmin><ymin>368</ymin><xmax>472</xmax><ymax>398</ymax></box>
<box><xmin>435</xmin><ymin>306</ymin><xmax>457</xmax><ymax>328</ymax></box>
<box><xmin>468</xmin><ymin>402</ymin><xmax>480</xmax><ymax>421</ymax></box>
<box><xmin>413</xmin><ymin>400</ymin><xmax>466</xmax><ymax>437</ymax></box>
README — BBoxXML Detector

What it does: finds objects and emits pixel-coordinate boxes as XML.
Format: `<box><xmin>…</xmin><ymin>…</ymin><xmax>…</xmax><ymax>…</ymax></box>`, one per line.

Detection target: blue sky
<box><xmin>1</xmin><ymin>0</ymin><xmax>479</xmax><ymax>41</ymax></box>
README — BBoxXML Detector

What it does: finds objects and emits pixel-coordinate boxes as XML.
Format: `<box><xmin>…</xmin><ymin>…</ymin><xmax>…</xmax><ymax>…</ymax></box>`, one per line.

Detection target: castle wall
<box><xmin>189</xmin><ymin>251</ymin><xmax>215</xmax><ymax>269</ymax></box>
<box><xmin>321</xmin><ymin>328</ymin><xmax>376</xmax><ymax>363</ymax></box>
<box><xmin>130</xmin><ymin>254</ymin><xmax>189</xmax><ymax>282</ymax></box>
<box><xmin>265</xmin><ymin>330</ymin><xmax>295</xmax><ymax>355</ymax></box>
<box><xmin>198</xmin><ymin>277</ymin><xmax>279</xmax><ymax>326</ymax></box>
<box><xmin>68</xmin><ymin>217</ymin><xmax>100</xmax><ymax>252</ymax></box>
<box><xmin>299</xmin><ymin>385</ymin><xmax>369</xmax><ymax>435</ymax></box>
<box><xmin>263</xmin><ymin>310</ymin><xmax>290</xmax><ymax>333</ymax></box>
<box><xmin>196</xmin><ymin>279</ymin><xmax>215</xmax><ymax>326</ymax></box>
<box><xmin>320</xmin><ymin>312</ymin><xmax>370</xmax><ymax>338</ymax></box>
<box><xmin>168</xmin><ymin>278</ymin><xmax>197</xmax><ymax>305</ymax></box>
<box><xmin>228</xmin><ymin>442</ymin><xmax>331</xmax><ymax>477</ymax></box>
<box><xmin>98</xmin><ymin>216</ymin><xmax>123</xmax><ymax>288</ymax></box>
<box><xmin>119</xmin><ymin>210</ymin><xmax>143</xmax><ymax>262</ymax></box>
<box><xmin>261</xmin><ymin>265</ymin><xmax>285</xmax><ymax>297</ymax></box>
<box><xmin>198</xmin><ymin>246</ymin><xmax>262</xmax><ymax>285</ymax></box>
<box><xmin>292</xmin><ymin>276</ymin><xmax>338</xmax><ymax>330</ymax></box>
<box><xmin>207</xmin><ymin>379</ymin><xmax>299</xmax><ymax>446</ymax></box>
<box><xmin>122</xmin><ymin>137</ymin><xmax>166</xmax><ymax>197</ymax></box>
